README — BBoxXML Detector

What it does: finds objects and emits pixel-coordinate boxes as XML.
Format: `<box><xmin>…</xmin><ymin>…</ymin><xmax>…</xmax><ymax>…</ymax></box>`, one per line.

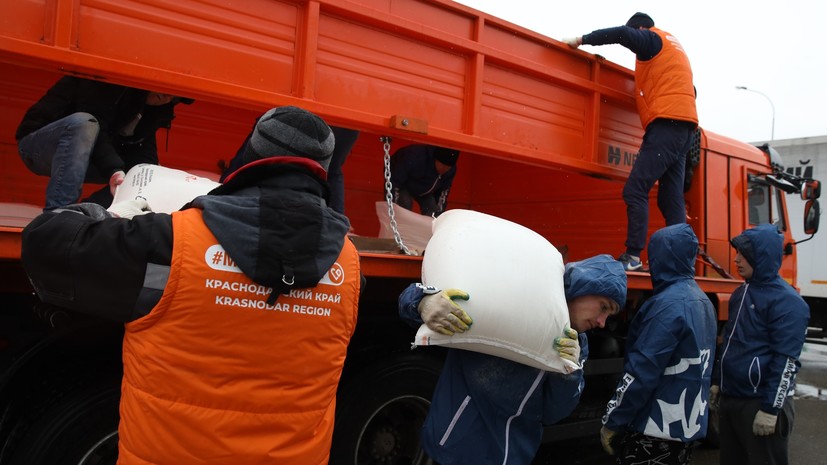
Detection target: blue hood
<box><xmin>564</xmin><ymin>254</ymin><xmax>627</xmax><ymax>309</ymax></box>
<box><xmin>648</xmin><ymin>223</ymin><xmax>698</xmax><ymax>293</ymax></box>
<box><xmin>730</xmin><ymin>224</ymin><xmax>783</xmax><ymax>283</ymax></box>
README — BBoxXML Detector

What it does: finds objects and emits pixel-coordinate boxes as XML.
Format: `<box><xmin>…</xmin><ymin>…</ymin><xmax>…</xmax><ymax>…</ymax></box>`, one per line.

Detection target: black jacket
<box><xmin>16</xmin><ymin>76</ymin><xmax>187</xmax><ymax>179</ymax></box>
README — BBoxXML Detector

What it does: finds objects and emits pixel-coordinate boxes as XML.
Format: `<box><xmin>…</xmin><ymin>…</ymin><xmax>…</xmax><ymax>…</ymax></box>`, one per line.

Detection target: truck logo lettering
<box><xmin>607</xmin><ymin>145</ymin><xmax>638</xmax><ymax>167</ymax></box>
<box><xmin>608</xmin><ymin>146</ymin><xmax>621</xmax><ymax>164</ymax></box>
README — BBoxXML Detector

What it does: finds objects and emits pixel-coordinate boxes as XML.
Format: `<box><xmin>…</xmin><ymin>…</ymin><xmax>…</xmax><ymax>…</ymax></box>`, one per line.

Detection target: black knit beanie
<box><xmin>246</xmin><ymin>106</ymin><xmax>335</xmax><ymax>171</ymax></box>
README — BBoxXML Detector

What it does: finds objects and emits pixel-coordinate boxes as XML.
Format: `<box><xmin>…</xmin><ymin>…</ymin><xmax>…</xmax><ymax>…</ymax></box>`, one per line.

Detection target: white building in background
<box><xmin>763</xmin><ymin>136</ymin><xmax>827</xmax><ymax>332</ymax></box>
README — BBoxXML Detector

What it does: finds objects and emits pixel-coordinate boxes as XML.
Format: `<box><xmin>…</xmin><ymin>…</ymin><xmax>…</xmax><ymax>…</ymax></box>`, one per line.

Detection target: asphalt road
<box><xmin>532</xmin><ymin>342</ymin><xmax>827</xmax><ymax>465</ymax></box>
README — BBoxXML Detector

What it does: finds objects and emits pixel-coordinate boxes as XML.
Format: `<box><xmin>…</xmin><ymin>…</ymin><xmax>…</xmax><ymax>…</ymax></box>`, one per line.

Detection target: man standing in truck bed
<box><xmin>564</xmin><ymin>13</ymin><xmax>698</xmax><ymax>271</ymax></box>
<box><xmin>21</xmin><ymin>106</ymin><xmax>359</xmax><ymax>465</ymax></box>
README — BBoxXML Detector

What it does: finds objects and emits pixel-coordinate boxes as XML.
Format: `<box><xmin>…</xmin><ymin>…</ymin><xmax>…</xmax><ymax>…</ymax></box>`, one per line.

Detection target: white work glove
<box><xmin>109</xmin><ymin>170</ymin><xmax>126</xmax><ymax>196</ymax></box>
<box><xmin>600</xmin><ymin>426</ymin><xmax>618</xmax><ymax>455</ymax></box>
<box><xmin>753</xmin><ymin>410</ymin><xmax>778</xmax><ymax>436</ymax></box>
<box><xmin>709</xmin><ymin>385</ymin><xmax>720</xmax><ymax>412</ymax></box>
<box><xmin>419</xmin><ymin>289</ymin><xmax>473</xmax><ymax>336</ymax></box>
<box><xmin>562</xmin><ymin>36</ymin><xmax>582</xmax><ymax>48</ymax></box>
<box><xmin>107</xmin><ymin>199</ymin><xmax>152</xmax><ymax>219</ymax></box>
<box><xmin>553</xmin><ymin>325</ymin><xmax>581</xmax><ymax>373</ymax></box>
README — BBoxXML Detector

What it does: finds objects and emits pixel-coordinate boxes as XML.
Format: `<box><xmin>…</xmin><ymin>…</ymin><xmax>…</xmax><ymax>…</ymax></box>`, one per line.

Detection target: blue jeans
<box><xmin>18</xmin><ymin>112</ymin><xmax>101</xmax><ymax>210</ymax></box>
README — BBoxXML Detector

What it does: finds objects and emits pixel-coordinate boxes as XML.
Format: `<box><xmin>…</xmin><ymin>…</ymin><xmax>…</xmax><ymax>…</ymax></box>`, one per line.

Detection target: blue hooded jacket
<box><xmin>713</xmin><ymin>224</ymin><xmax>809</xmax><ymax>414</ymax></box>
<box><xmin>602</xmin><ymin>224</ymin><xmax>717</xmax><ymax>442</ymax></box>
<box><xmin>398</xmin><ymin>254</ymin><xmax>626</xmax><ymax>465</ymax></box>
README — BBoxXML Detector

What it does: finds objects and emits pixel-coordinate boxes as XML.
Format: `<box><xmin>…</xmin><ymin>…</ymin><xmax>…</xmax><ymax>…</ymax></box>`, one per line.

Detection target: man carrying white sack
<box><xmin>398</xmin><ymin>254</ymin><xmax>627</xmax><ymax>465</ymax></box>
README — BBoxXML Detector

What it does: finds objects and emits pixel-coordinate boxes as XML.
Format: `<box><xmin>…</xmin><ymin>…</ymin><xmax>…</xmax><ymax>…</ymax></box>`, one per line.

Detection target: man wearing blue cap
<box><xmin>398</xmin><ymin>254</ymin><xmax>627</xmax><ymax>465</ymax></box>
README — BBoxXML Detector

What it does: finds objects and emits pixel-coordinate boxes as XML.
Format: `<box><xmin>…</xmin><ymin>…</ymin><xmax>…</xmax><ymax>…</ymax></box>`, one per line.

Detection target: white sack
<box><xmin>415</xmin><ymin>209</ymin><xmax>573</xmax><ymax>373</ymax></box>
<box><xmin>112</xmin><ymin>164</ymin><xmax>220</xmax><ymax>214</ymax></box>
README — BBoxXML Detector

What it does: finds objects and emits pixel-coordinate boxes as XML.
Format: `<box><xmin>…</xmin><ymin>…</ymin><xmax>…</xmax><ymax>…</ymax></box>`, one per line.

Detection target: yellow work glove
<box><xmin>709</xmin><ymin>385</ymin><xmax>720</xmax><ymax>412</ymax></box>
<box><xmin>553</xmin><ymin>325</ymin><xmax>581</xmax><ymax>373</ymax></box>
<box><xmin>753</xmin><ymin>410</ymin><xmax>778</xmax><ymax>436</ymax></box>
<box><xmin>600</xmin><ymin>426</ymin><xmax>618</xmax><ymax>455</ymax></box>
<box><xmin>419</xmin><ymin>289</ymin><xmax>472</xmax><ymax>336</ymax></box>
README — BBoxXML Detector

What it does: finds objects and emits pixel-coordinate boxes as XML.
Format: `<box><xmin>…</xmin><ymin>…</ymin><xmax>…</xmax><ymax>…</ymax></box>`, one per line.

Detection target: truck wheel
<box><xmin>330</xmin><ymin>353</ymin><xmax>443</xmax><ymax>465</ymax></box>
<box><xmin>7</xmin><ymin>382</ymin><xmax>120</xmax><ymax>465</ymax></box>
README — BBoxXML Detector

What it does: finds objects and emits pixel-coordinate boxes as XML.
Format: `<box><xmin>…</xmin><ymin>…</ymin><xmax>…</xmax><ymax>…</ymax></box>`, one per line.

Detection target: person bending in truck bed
<box><xmin>599</xmin><ymin>224</ymin><xmax>717</xmax><ymax>465</ymax></box>
<box><xmin>15</xmin><ymin>75</ymin><xmax>193</xmax><ymax>210</ymax></box>
<box><xmin>398</xmin><ymin>254</ymin><xmax>627</xmax><ymax>465</ymax></box>
<box><xmin>711</xmin><ymin>224</ymin><xmax>809</xmax><ymax>465</ymax></box>
<box><xmin>21</xmin><ymin>106</ymin><xmax>359</xmax><ymax>465</ymax></box>
<box><xmin>390</xmin><ymin>144</ymin><xmax>459</xmax><ymax>217</ymax></box>
<box><xmin>564</xmin><ymin>12</ymin><xmax>698</xmax><ymax>272</ymax></box>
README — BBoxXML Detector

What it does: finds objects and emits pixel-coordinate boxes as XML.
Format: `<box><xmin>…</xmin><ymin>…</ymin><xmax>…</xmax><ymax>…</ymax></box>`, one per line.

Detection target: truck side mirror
<box><xmin>801</xmin><ymin>179</ymin><xmax>821</xmax><ymax>201</ymax></box>
<box><xmin>804</xmin><ymin>199</ymin><xmax>820</xmax><ymax>235</ymax></box>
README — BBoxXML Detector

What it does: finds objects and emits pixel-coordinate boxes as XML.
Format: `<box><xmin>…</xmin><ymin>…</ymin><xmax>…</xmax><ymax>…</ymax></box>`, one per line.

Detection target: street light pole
<box><xmin>736</xmin><ymin>86</ymin><xmax>775</xmax><ymax>141</ymax></box>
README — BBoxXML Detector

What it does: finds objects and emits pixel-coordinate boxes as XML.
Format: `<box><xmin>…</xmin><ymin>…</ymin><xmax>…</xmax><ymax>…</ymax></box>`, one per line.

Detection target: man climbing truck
<box><xmin>0</xmin><ymin>1</ymin><xmax>819</xmax><ymax>464</ymax></box>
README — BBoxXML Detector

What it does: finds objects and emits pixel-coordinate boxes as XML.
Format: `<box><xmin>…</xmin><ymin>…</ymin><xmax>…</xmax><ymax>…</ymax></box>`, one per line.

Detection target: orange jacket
<box><xmin>634</xmin><ymin>27</ymin><xmax>698</xmax><ymax>129</ymax></box>
<box><xmin>117</xmin><ymin>208</ymin><xmax>360</xmax><ymax>465</ymax></box>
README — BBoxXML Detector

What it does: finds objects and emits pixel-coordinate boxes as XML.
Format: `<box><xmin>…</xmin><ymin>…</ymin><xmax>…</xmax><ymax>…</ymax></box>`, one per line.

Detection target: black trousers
<box><xmin>719</xmin><ymin>395</ymin><xmax>795</xmax><ymax>465</ymax></box>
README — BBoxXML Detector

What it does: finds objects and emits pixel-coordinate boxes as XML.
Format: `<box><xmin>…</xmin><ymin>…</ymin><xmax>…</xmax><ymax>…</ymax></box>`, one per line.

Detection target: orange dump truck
<box><xmin>0</xmin><ymin>1</ymin><xmax>819</xmax><ymax>463</ymax></box>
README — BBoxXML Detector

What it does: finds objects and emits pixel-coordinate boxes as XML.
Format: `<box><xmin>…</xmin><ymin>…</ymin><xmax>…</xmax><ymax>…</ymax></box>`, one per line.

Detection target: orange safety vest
<box><xmin>634</xmin><ymin>27</ymin><xmax>698</xmax><ymax>129</ymax></box>
<box><xmin>117</xmin><ymin>208</ymin><xmax>360</xmax><ymax>465</ymax></box>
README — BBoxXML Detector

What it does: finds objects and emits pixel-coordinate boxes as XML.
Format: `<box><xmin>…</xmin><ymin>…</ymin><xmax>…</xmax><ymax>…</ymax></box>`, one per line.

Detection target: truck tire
<box><xmin>6</xmin><ymin>381</ymin><xmax>120</xmax><ymax>465</ymax></box>
<box><xmin>330</xmin><ymin>353</ymin><xmax>443</xmax><ymax>465</ymax></box>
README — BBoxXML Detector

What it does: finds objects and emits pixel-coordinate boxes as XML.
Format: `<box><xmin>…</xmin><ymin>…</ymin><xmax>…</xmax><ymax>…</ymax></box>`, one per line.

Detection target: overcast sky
<box><xmin>455</xmin><ymin>0</ymin><xmax>827</xmax><ymax>144</ymax></box>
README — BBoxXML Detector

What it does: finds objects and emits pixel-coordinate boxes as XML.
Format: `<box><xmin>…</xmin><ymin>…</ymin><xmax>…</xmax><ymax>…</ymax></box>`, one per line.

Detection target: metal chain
<box><xmin>382</xmin><ymin>136</ymin><xmax>415</xmax><ymax>255</ymax></box>
<box><xmin>697</xmin><ymin>247</ymin><xmax>734</xmax><ymax>280</ymax></box>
